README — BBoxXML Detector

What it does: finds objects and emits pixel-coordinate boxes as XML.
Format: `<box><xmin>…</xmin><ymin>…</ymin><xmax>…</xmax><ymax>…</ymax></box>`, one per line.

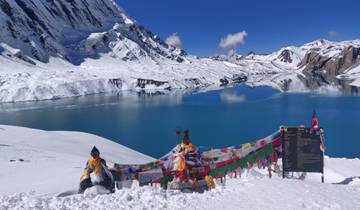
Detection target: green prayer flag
<box><xmin>240</xmin><ymin>159</ymin><xmax>247</xmax><ymax>169</ymax></box>
<box><xmin>228</xmin><ymin>162</ymin><xmax>237</xmax><ymax>171</ymax></box>
<box><xmin>247</xmin><ymin>153</ymin><xmax>257</xmax><ymax>164</ymax></box>
<box><xmin>160</xmin><ymin>176</ymin><xmax>172</xmax><ymax>188</ymax></box>
<box><xmin>257</xmin><ymin>149</ymin><xmax>265</xmax><ymax>160</ymax></box>
<box><xmin>264</xmin><ymin>144</ymin><xmax>273</xmax><ymax>155</ymax></box>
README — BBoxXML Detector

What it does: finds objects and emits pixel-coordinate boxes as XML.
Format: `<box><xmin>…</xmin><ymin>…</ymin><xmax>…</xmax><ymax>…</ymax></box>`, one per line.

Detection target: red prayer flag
<box><xmin>311</xmin><ymin>111</ymin><xmax>319</xmax><ymax>129</ymax></box>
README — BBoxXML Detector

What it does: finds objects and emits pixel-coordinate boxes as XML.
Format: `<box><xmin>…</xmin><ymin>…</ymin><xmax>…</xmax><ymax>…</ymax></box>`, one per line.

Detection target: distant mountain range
<box><xmin>0</xmin><ymin>0</ymin><xmax>359</xmax><ymax>102</ymax></box>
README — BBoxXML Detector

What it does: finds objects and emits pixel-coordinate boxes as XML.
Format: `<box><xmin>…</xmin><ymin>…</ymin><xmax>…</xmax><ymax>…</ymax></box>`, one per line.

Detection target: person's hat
<box><xmin>91</xmin><ymin>146</ymin><xmax>100</xmax><ymax>156</ymax></box>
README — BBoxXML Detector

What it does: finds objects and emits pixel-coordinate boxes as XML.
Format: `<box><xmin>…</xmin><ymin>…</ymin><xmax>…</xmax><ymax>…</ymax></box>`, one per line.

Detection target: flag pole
<box><xmin>321</xmin><ymin>128</ymin><xmax>325</xmax><ymax>183</ymax></box>
<box><xmin>280</xmin><ymin>126</ymin><xmax>286</xmax><ymax>179</ymax></box>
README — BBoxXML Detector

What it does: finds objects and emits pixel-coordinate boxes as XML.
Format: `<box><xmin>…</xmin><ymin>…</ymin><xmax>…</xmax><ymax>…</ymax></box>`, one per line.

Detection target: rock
<box><xmin>280</xmin><ymin>79</ymin><xmax>292</xmax><ymax>91</ymax></box>
<box><xmin>109</xmin><ymin>78</ymin><xmax>122</xmax><ymax>89</ymax></box>
<box><xmin>184</xmin><ymin>78</ymin><xmax>202</xmax><ymax>87</ymax></box>
<box><xmin>219</xmin><ymin>78</ymin><xmax>229</xmax><ymax>86</ymax></box>
<box><xmin>278</xmin><ymin>49</ymin><xmax>293</xmax><ymax>63</ymax></box>
<box><xmin>136</xmin><ymin>78</ymin><xmax>169</xmax><ymax>89</ymax></box>
<box><xmin>231</xmin><ymin>74</ymin><xmax>247</xmax><ymax>84</ymax></box>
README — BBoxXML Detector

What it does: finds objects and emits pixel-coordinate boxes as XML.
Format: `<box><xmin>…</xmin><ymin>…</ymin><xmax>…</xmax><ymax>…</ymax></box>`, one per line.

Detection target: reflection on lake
<box><xmin>0</xmin><ymin>85</ymin><xmax>359</xmax><ymax>158</ymax></box>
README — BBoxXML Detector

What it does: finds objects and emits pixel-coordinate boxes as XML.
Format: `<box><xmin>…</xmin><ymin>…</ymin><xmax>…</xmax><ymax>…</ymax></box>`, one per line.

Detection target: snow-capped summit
<box><xmin>211</xmin><ymin>50</ymin><xmax>243</xmax><ymax>62</ymax></box>
<box><xmin>72</xmin><ymin>21</ymin><xmax>187</xmax><ymax>65</ymax></box>
<box><xmin>0</xmin><ymin>0</ymin><xmax>186</xmax><ymax>64</ymax></box>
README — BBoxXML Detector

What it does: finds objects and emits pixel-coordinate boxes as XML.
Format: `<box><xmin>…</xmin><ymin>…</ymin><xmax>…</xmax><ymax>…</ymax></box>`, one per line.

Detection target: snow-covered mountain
<box><xmin>0</xmin><ymin>0</ymin><xmax>360</xmax><ymax>102</ymax></box>
<box><xmin>0</xmin><ymin>0</ymin><xmax>248</xmax><ymax>102</ymax></box>
<box><xmin>217</xmin><ymin>39</ymin><xmax>360</xmax><ymax>93</ymax></box>
<box><xmin>0</xmin><ymin>0</ymin><xmax>187</xmax><ymax>64</ymax></box>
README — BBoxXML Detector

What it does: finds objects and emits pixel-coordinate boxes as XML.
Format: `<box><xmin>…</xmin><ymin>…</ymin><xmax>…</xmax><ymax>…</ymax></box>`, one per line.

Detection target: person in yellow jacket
<box><xmin>173</xmin><ymin>148</ymin><xmax>187</xmax><ymax>181</ymax></box>
<box><xmin>79</xmin><ymin>146</ymin><xmax>114</xmax><ymax>193</ymax></box>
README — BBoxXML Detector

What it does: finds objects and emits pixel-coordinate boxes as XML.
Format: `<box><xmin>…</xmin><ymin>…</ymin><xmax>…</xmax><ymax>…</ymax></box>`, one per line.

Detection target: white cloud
<box><xmin>328</xmin><ymin>31</ymin><xmax>337</xmax><ymax>37</ymax></box>
<box><xmin>165</xmin><ymin>33</ymin><xmax>182</xmax><ymax>48</ymax></box>
<box><xmin>219</xmin><ymin>31</ymin><xmax>248</xmax><ymax>49</ymax></box>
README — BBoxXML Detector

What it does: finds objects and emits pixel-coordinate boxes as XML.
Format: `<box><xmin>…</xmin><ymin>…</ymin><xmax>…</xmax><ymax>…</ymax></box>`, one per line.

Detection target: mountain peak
<box><xmin>0</xmin><ymin>0</ymin><xmax>188</xmax><ymax>65</ymax></box>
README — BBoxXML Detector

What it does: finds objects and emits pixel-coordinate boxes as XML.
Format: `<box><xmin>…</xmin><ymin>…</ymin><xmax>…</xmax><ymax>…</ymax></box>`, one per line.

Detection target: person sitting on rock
<box><xmin>79</xmin><ymin>146</ymin><xmax>114</xmax><ymax>193</ymax></box>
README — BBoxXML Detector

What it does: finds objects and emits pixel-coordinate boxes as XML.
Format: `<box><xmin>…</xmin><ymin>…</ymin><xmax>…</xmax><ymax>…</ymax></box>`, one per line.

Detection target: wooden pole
<box><xmin>322</xmin><ymin>151</ymin><xmax>325</xmax><ymax>183</ymax></box>
<box><xmin>281</xmin><ymin>127</ymin><xmax>286</xmax><ymax>179</ymax></box>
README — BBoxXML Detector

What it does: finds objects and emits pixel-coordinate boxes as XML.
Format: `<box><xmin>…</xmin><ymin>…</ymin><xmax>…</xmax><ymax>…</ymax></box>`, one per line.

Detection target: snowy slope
<box><xmin>0</xmin><ymin>0</ymin><xmax>124</xmax><ymax>62</ymax></box>
<box><xmin>0</xmin><ymin>125</ymin><xmax>153</xmax><ymax>195</ymax></box>
<box><xmin>0</xmin><ymin>125</ymin><xmax>359</xmax><ymax>210</ymax></box>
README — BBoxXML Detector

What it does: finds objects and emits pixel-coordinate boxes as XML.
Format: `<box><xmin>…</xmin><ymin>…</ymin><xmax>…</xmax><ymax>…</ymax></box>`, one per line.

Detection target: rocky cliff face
<box><xmin>0</xmin><ymin>0</ymin><xmax>124</xmax><ymax>62</ymax></box>
<box><xmin>0</xmin><ymin>0</ymin><xmax>186</xmax><ymax>64</ymax></box>
<box><xmin>278</xmin><ymin>49</ymin><xmax>294</xmax><ymax>63</ymax></box>
<box><xmin>298</xmin><ymin>41</ymin><xmax>360</xmax><ymax>90</ymax></box>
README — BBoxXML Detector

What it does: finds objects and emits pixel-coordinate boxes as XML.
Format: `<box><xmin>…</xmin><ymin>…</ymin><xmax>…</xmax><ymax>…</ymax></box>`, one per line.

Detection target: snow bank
<box><xmin>0</xmin><ymin>125</ymin><xmax>153</xmax><ymax>195</ymax></box>
<box><xmin>1</xmin><ymin>170</ymin><xmax>359</xmax><ymax>210</ymax></box>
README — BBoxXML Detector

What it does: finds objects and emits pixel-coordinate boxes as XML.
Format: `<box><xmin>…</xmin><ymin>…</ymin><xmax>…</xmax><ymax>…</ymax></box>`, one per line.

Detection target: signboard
<box><xmin>282</xmin><ymin>127</ymin><xmax>324</xmax><ymax>173</ymax></box>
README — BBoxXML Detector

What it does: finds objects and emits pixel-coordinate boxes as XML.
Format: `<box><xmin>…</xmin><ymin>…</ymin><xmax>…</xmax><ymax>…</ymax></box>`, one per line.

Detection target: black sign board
<box><xmin>282</xmin><ymin>127</ymin><xmax>324</xmax><ymax>174</ymax></box>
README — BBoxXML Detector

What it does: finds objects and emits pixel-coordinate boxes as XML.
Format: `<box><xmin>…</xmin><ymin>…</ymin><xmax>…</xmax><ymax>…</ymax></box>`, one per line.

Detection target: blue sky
<box><xmin>116</xmin><ymin>0</ymin><xmax>360</xmax><ymax>56</ymax></box>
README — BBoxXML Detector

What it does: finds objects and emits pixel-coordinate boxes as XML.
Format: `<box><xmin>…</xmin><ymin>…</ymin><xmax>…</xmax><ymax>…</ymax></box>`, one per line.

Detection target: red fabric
<box><xmin>220</xmin><ymin>148</ymin><xmax>228</xmax><ymax>153</ymax></box>
<box><xmin>194</xmin><ymin>165</ymin><xmax>210</xmax><ymax>178</ymax></box>
<box><xmin>215</xmin><ymin>157</ymin><xmax>238</xmax><ymax>168</ymax></box>
<box><xmin>311</xmin><ymin>112</ymin><xmax>319</xmax><ymax>129</ymax></box>
<box><xmin>176</xmin><ymin>170</ymin><xmax>187</xmax><ymax>181</ymax></box>
<box><xmin>272</xmin><ymin>138</ymin><xmax>282</xmax><ymax>148</ymax></box>
<box><xmin>269</xmin><ymin>152</ymin><xmax>278</xmax><ymax>163</ymax></box>
<box><xmin>258</xmin><ymin>139</ymin><xmax>266</xmax><ymax>147</ymax></box>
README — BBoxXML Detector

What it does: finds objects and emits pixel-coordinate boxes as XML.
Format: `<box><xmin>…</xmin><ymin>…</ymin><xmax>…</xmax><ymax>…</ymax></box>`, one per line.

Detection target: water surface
<box><xmin>0</xmin><ymin>86</ymin><xmax>359</xmax><ymax>158</ymax></box>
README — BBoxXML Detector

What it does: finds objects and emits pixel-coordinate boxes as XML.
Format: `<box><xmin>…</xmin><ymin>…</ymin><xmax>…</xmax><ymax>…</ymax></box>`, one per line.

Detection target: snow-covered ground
<box><xmin>0</xmin><ymin>125</ymin><xmax>359</xmax><ymax>209</ymax></box>
<box><xmin>0</xmin><ymin>125</ymin><xmax>153</xmax><ymax>196</ymax></box>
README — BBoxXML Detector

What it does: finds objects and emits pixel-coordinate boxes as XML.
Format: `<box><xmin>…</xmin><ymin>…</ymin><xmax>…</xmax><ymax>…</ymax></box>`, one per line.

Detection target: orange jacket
<box><xmin>181</xmin><ymin>143</ymin><xmax>196</xmax><ymax>153</ymax></box>
<box><xmin>174</xmin><ymin>151</ymin><xmax>186</xmax><ymax>172</ymax></box>
<box><xmin>80</xmin><ymin>157</ymin><xmax>104</xmax><ymax>181</ymax></box>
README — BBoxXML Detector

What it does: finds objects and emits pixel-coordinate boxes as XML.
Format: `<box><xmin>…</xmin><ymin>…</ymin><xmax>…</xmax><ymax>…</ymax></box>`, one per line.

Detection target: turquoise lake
<box><xmin>0</xmin><ymin>86</ymin><xmax>359</xmax><ymax>158</ymax></box>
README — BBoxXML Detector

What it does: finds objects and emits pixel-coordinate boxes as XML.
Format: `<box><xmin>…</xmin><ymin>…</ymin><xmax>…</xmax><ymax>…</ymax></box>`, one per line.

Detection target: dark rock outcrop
<box><xmin>231</xmin><ymin>74</ymin><xmax>247</xmax><ymax>84</ymax></box>
<box><xmin>278</xmin><ymin>49</ymin><xmax>293</xmax><ymax>63</ymax></box>
<box><xmin>299</xmin><ymin>46</ymin><xmax>360</xmax><ymax>88</ymax></box>
<box><xmin>137</xmin><ymin>78</ymin><xmax>170</xmax><ymax>89</ymax></box>
<box><xmin>279</xmin><ymin>78</ymin><xmax>292</xmax><ymax>91</ymax></box>
<box><xmin>109</xmin><ymin>78</ymin><xmax>122</xmax><ymax>89</ymax></box>
<box><xmin>219</xmin><ymin>78</ymin><xmax>229</xmax><ymax>86</ymax></box>
<box><xmin>219</xmin><ymin>74</ymin><xmax>247</xmax><ymax>87</ymax></box>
